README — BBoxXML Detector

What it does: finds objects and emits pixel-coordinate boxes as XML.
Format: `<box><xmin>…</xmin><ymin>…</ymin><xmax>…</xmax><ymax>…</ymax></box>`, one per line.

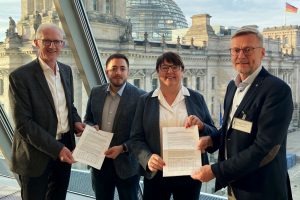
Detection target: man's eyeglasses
<box><xmin>229</xmin><ymin>47</ymin><xmax>262</xmax><ymax>56</ymax></box>
<box><xmin>159</xmin><ymin>64</ymin><xmax>181</xmax><ymax>72</ymax></box>
<box><xmin>37</xmin><ymin>39</ymin><xmax>64</xmax><ymax>47</ymax></box>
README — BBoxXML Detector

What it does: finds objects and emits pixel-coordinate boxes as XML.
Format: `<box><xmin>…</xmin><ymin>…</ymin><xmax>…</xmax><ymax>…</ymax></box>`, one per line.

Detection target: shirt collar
<box><xmin>151</xmin><ymin>86</ymin><xmax>190</xmax><ymax>97</ymax></box>
<box><xmin>107</xmin><ymin>82</ymin><xmax>126</xmax><ymax>96</ymax></box>
<box><xmin>234</xmin><ymin>65</ymin><xmax>262</xmax><ymax>91</ymax></box>
<box><xmin>38</xmin><ymin>57</ymin><xmax>59</xmax><ymax>73</ymax></box>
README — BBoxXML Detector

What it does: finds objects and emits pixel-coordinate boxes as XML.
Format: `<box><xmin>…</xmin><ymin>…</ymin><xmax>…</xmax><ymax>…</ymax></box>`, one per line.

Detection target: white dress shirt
<box><xmin>39</xmin><ymin>57</ymin><xmax>69</xmax><ymax>139</ymax></box>
<box><xmin>152</xmin><ymin>86</ymin><xmax>189</xmax><ymax>148</ymax></box>
<box><xmin>227</xmin><ymin>66</ymin><xmax>262</xmax><ymax>129</ymax></box>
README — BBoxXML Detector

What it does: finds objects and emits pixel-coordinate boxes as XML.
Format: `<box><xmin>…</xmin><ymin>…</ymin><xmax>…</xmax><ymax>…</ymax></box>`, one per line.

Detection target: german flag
<box><xmin>286</xmin><ymin>2</ymin><xmax>298</xmax><ymax>13</ymax></box>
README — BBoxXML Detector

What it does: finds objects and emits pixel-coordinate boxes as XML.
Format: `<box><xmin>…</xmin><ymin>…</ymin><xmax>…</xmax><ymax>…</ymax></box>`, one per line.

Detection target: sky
<box><xmin>174</xmin><ymin>0</ymin><xmax>300</xmax><ymax>28</ymax></box>
<box><xmin>0</xmin><ymin>0</ymin><xmax>21</xmax><ymax>41</ymax></box>
<box><xmin>0</xmin><ymin>0</ymin><xmax>299</xmax><ymax>41</ymax></box>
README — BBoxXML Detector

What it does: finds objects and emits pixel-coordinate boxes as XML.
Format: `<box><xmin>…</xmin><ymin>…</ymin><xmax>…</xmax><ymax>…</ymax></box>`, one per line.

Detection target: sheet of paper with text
<box><xmin>73</xmin><ymin>125</ymin><xmax>113</xmax><ymax>169</ymax></box>
<box><xmin>162</xmin><ymin>125</ymin><xmax>201</xmax><ymax>177</ymax></box>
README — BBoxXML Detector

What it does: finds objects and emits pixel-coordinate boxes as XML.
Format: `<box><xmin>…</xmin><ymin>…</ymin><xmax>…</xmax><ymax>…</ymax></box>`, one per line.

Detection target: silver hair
<box><xmin>231</xmin><ymin>25</ymin><xmax>264</xmax><ymax>45</ymax></box>
<box><xmin>35</xmin><ymin>23</ymin><xmax>63</xmax><ymax>39</ymax></box>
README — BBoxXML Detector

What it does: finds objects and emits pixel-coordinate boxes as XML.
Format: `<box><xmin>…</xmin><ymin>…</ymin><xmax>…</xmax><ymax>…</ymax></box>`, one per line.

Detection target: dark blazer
<box><xmin>84</xmin><ymin>82</ymin><xmax>146</xmax><ymax>179</ymax></box>
<box><xmin>129</xmin><ymin>88</ymin><xmax>218</xmax><ymax>179</ymax></box>
<box><xmin>9</xmin><ymin>58</ymin><xmax>81</xmax><ymax>177</ymax></box>
<box><xmin>210</xmin><ymin>67</ymin><xmax>293</xmax><ymax>200</ymax></box>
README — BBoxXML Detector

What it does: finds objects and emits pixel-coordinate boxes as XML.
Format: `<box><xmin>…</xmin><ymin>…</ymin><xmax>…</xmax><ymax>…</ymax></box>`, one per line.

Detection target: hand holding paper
<box><xmin>162</xmin><ymin>125</ymin><xmax>202</xmax><ymax>177</ymax></box>
<box><xmin>72</xmin><ymin>125</ymin><xmax>113</xmax><ymax>169</ymax></box>
<box><xmin>147</xmin><ymin>154</ymin><xmax>165</xmax><ymax>172</ymax></box>
<box><xmin>191</xmin><ymin>164</ymin><xmax>215</xmax><ymax>182</ymax></box>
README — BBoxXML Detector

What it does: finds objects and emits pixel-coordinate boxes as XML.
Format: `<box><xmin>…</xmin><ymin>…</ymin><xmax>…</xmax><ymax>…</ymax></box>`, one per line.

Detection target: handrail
<box><xmin>0</xmin><ymin>104</ymin><xmax>19</xmax><ymax>182</ymax></box>
<box><xmin>0</xmin><ymin>104</ymin><xmax>14</xmax><ymax>161</ymax></box>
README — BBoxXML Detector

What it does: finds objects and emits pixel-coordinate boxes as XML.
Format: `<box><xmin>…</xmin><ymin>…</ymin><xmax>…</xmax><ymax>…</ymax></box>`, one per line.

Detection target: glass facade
<box><xmin>126</xmin><ymin>0</ymin><xmax>188</xmax><ymax>41</ymax></box>
<box><xmin>0</xmin><ymin>0</ymin><xmax>300</xmax><ymax>199</ymax></box>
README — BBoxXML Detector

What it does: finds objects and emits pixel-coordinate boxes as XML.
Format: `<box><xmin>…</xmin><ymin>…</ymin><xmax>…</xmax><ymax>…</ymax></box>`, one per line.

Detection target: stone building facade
<box><xmin>263</xmin><ymin>25</ymin><xmax>300</xmax><ymax>56</ymax></box>
<box><xmin>0</xmin><ymin>0</ymin><xmax>299</xmax><ymax>128</ymax></box>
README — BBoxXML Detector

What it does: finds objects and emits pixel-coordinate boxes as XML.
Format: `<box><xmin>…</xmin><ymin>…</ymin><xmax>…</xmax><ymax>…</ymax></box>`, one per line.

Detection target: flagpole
<box><xmin>285</xmin><ymin>0</ymin><xmax>287</xmax><ymax>26</ymax></box>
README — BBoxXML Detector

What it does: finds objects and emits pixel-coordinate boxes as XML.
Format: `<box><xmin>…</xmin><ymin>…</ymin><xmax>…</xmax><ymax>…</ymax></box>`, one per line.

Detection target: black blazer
<box><xmin>129</xmin><ymin>88</ymin><xmax>218</xmax><ymax>179</ymax></box>
<box><xmin>84</xmin><ymin>82</ymin><xmax>146</xmax><ymax>179</ymax></box>
<box><xmin>210</xmin><ymin>67</ymin><xmax>293</xmax><ymax>200</ymax></box>
<box><xmin>9</xmin><ymin>58</ymin><xmax>81</xmax><ymax>177</ymax></box>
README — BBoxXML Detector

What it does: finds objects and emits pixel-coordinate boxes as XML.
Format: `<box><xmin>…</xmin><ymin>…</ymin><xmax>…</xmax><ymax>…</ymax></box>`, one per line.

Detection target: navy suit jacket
<box><xmin>210</xmin><ymin>67</ymin><xmax>293</xmax><ymax>200</ymax></box>
<box><xmin>84</xmin><ymin>82</ymin><xmax>146</xmax><ymax>179</ymax></box>
<box><xmin>9</xmin><ymin>58</ymin><xmax>81</xmax><ymax>177</ymax></box>
<box><xmin>129</xmin><ymin>88</ymin><xmax>218</xmax><ymax>179</ymax></box>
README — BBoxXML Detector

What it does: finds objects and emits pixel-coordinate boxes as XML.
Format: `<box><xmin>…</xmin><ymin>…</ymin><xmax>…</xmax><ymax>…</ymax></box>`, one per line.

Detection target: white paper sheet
<box><xmin>72</xmin><ymin>125</ymin><xmax>113</xmax><ymax>169</ymax></box>
<box><xmin>162</xmin><ymin>125</ymin><xmax>201</xmax><ymax>177</ymax></box>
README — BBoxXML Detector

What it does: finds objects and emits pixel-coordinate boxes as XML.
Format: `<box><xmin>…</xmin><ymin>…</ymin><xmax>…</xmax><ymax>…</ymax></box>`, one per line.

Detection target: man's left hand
<box><xmin>59</xmin><ymin>146</ymin><xmax>75</xmax><ymax>164</ymax></box>
<box><xmin>105</xmin><ymin>145</ymin><xmax>123</xmax><ymax>159</ymax></box>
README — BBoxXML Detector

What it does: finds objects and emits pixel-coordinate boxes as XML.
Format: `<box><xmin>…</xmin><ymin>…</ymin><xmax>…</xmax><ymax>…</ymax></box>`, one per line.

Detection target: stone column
<box><xmin>115</xmin><ymin>0</ymin><xmax>126</xmax><ymax>18</ymax></box>
<box><xmin>191</xmin><ymin>72</ymin><xmax>196</xmax><ymax>90</ymax></box>
<box><xmin>44</xmin><ymin>0</ymin><xmax>53</xmax><ymax>13</ymax></box>
<box><xmin>98</xmin><ymin>0</ymin><xmax>105</xmax><ymax>13</ymax></box>
<box><xmin>144</xmin><ymin>69</ymin><xmax>152</xmax><ymax>91</ymax></box>
<box><xmin>34</xmin><ymin>0</ymin><xmax>43</xmax><ymax>13</ymax></box>
<box><xmin>85</xmin><ymin>0</ymin><xmax>93</xmax><ymax>12</ymax></box>
<box><xmin>21</xmin><ymin>0</ymin><xmax>35</xmax><ymax>19</ymax></box>
<box><xmin>111</xmin><ymin>0</ymin><xmax>115</xmax><ymax>16</ymax></box>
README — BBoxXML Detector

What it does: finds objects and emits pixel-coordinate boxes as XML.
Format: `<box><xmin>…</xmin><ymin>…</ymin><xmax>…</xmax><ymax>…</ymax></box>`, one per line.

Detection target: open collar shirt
<box><xmin>152</xmin><ymin>86</ymin><xmax>189</xmax><ymax>147</ymax></box>
<box><xmin>101</xmin><ymin>83</ymin><xmax>126</xmax><ymax>132</ymax></box>
<box><xmin>39</xmin><ymin>57</ymin><xmax>69</xmax><ymax>139</ymax></box>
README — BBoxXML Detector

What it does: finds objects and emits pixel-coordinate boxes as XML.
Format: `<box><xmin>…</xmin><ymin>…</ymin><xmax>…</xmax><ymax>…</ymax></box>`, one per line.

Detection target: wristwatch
<box><xmin>122</xmin><ymin>143</ymin><xmax>128</xmax><ymax>153</ymax></box>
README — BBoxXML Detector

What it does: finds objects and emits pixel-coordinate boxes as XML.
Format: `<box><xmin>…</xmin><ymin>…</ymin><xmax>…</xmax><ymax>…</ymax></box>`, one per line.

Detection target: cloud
<box><xmin>0</xmin><ymin>0</ymin><xmax>299</xmax><ymax>41</ymax></box>
<box><xmin>174</xmin><ymin>0</ymin><xmax>300</xmax><ymax>28</ymax></box>
<box><xmin>0</xmin><ymin>0</ymin><xmax>21</xmax><ymax>41</ymax></box>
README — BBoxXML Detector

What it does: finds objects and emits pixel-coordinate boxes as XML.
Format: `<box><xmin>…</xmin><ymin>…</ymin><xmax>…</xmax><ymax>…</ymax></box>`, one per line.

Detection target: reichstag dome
<box><xmin>126</xmin><ymin>0</ymin><xmax>188</xmax><ymax>41</ymax></box>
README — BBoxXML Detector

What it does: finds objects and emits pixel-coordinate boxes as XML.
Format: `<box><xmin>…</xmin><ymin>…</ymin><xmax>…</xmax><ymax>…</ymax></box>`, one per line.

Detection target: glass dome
<box><xmin>126</xmin><ymin>0</ymin><xmax>188</xmax><ymax>41</ymax></box>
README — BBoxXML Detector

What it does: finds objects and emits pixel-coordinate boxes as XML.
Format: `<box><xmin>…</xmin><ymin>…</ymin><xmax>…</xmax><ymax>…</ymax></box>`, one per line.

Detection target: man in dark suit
<box><xmin>84</xmin><ymin>53</ymin><xmax>145</xmax><ymax>200</ymax></box>
<box><xmin>9</xmin><ymin>23</ymin><xmax>85</xmax><ymax>200</ymax></box>
<box><xmin>191</xmin><ymin>26</ymin><xmax>293</xmax><ymax>200</ymax></box>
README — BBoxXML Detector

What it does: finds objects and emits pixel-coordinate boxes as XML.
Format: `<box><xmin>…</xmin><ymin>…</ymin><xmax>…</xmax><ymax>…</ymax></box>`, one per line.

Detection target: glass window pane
<box><xmin>1</xmin><ymin>0</ymin><xmax>299</xmax><ymax>199</ymax></box>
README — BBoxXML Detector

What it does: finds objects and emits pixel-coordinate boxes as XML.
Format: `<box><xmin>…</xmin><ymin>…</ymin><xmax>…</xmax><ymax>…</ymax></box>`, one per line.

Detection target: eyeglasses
<box><xmin>159</xmin><ymin>64</ymin><xmax>181</xmax><ymax>72</ymax></box>
<box><xmin>37</xmin><ymin>39</ymin><xmax>64</xmax><ymax>47</ymax></box>
<box><xmin>229</xmin><ymin>47</ymin><xmax>262</xmax><ymax>56</ymax></box>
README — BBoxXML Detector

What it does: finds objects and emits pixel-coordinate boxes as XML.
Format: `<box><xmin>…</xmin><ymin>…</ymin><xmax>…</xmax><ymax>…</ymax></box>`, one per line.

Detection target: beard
<box><xmin>110</xmin><ymin>78</ymin><xmax>126</xmax><ymax>88</ymax></box>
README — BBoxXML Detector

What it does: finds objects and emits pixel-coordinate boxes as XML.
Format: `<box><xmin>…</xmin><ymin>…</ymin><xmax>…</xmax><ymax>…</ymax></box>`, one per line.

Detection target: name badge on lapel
<box><xmin>232</xmin><ymin>118</ymin><xmax>252</xmax><ymax>133</ymax></box>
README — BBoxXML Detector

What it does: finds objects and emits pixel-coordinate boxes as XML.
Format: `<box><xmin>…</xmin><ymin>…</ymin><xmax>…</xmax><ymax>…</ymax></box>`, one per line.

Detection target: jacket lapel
<box><xmin>59</xmin><ymin>64</ymin><xmax>72</xmax><ymax>112</ymax></box>
<box><xmin>34</xmin><ymin>59</ymin><xmax>56</xmax><ymax>113</ymax></box>
<box><xmin>233</xmin><ymin>68</ymin><xmax>267</xmax><ymax>118</ymax></box>
<box><xmin>97</xmin><ymin>85</ymin><xmax>108</xmax><ymax>127</ymax></box>
<box><xmin>151</xmin><ymin>96</ymin><xmax>161</xmax><ymax>153</ymax></box>
<box><xmin>222</xmin><ymin>81</ymin><xmax>237</xmax><ymax>127</ymax></box>
<box><xmin>112</xmin><ymin>83</ymin><xmax>130</xmax><ymax>132</ymax></box>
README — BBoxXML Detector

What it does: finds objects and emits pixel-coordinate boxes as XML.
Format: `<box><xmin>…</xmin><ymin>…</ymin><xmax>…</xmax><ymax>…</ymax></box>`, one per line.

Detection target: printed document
<box><xmin>73</xmin><ymin>125</ymin><xmax>113</xmax><ymax>169</ymax></box>
<box><xmin>162</xmin><ymin>125</ymin><xmax>201</xmax><ymax>177</ymax></box>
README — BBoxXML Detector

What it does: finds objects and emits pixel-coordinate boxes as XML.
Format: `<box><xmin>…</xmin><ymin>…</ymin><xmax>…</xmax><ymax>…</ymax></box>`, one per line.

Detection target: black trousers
<box><xmin>143</xmin><ymin>171</ymin><xmax>201</xmax><ymax>200</ymax></box>
<box><xmin>19</xmin><ymin>132</ymin><xmax>72</xmax><ymax>200</ymax></box>
<box><xmin>91</xmin><ymin>158</ymin><xmax>140</xmax><ymax>200</ymax></box>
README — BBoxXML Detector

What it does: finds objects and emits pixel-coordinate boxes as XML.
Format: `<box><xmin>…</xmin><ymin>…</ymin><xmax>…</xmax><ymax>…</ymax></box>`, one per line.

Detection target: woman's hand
<box><xmin>185</xmin><ymin>115</ymin><xmax>204</xmax><ymax>131</ymax></box>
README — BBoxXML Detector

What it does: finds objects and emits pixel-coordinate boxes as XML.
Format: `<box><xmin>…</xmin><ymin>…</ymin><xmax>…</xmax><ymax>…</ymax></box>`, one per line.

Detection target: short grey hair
<box><xmin>232</xmin><ymin>25</ymin><xmax>264</xmax><ymax>45</ymax></box>
<box><xmin>35</xmin><ymin>23</ymin><xmax>63</xmax><ymax>39</ymax></box>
